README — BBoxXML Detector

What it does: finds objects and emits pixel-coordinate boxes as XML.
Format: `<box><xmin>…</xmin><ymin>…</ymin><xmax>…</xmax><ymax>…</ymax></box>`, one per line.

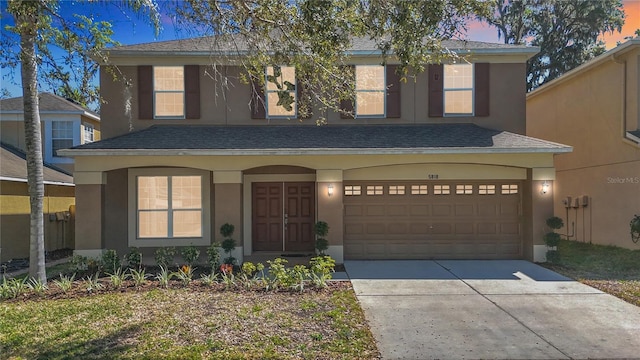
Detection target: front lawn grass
<box><xmin>0</xmin><ymin>284</ymin><xmax>379</xmax><ymax>359</ymax></box>
<box><xmin>543</xmin><ymin>240</ymin><xmax>640</xmax><ymax>306</ymax></box>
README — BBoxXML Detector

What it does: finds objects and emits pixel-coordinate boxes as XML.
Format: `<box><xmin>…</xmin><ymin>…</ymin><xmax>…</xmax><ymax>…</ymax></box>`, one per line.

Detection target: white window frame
<box><xmin>443</xmin><ymin>63</ymin><xmax>474</xmax><ymax>117</ymax></box>
<box><xmin>128</xmin><ymin>168</ymin><xmax>211</xmax><ymax>247</ymax></box>
<box><xmin>44</xmin><ymin>118</ymin><xmax>80</xmax><ymax>164</ymax></box>
<box><xmin>153</xmin><ymin>66</ymin><xmax>185</xmax><ymax>119</ymax></box>
<box><xmin>83</xmin><ymin>123</ymin><xmax>94</xmax><ymax>143</ymax></box>
<box><xmin>265</xmin><ymin>65</ymin><xmax>297</xmax><ymax>119</ymax></box>
<box><xmin>355</xmin><ymin>65</ymin><xmax>386</xmax><ymax>118</ymax></box>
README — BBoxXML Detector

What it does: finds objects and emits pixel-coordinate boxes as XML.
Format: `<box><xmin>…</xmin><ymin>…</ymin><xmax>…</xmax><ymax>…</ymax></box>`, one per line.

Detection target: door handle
<box><xmin>284</xmin><ymin>213</ymin><xmax>288</xmax><ymax>225</ymax></box>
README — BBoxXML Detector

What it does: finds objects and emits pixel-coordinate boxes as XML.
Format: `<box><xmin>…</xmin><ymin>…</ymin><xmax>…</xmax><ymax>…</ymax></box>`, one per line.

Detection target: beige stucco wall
<box><xmin>100</xmin><ymin>62</ymin><xmax>527</xmax><ymax>138</ymax></box>
<box><xmin>527</xmin><ymin>45</ymin><xmax>640</xmax><ymax>249</ymax></box>
<box><xmin>0</xmin><ymin>181</ymin><xmax>75</xmax><ymax>262</ymax></box>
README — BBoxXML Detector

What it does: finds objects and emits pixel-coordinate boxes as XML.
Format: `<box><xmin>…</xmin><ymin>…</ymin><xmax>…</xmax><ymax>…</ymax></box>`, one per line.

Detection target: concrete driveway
<box><xmin>345</xmin><ymin>260</ymin><xmax>640</xmax><ymax>360</ymax></box>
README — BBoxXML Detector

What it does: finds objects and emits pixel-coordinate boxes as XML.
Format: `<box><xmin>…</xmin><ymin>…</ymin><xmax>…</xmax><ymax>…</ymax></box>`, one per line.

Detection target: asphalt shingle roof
<box><xmin>106</xmin><ymin>35</ymin><xmax>533</xmax><ymax>55</ymax></box>
<box><xmin>1</xmin><ymin>142</ymin><xmax>73</xmax><ymax>184</ymax></box>
<box><xmin>0</xmin><ymin>93</ymin><xmax>99</xmax><ymax>119</ymax></box>
<box><xmin>68</xmin><ymin>124</ymin><xmax>569</xmax><ymax>153</ymax></box>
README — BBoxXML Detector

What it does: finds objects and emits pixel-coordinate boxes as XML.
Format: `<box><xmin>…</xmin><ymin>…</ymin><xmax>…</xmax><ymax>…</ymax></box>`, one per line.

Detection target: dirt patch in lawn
<box><xmin>1</xmin><ymin>282</ymin><xmax>380</xmax><ymax>359</ymax></box>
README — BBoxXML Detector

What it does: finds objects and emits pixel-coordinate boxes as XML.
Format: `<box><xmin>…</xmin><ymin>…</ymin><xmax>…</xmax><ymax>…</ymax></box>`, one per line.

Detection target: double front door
<box><xmin>252</xmin><ymin>182</ymin><xmax>315</xmax><ymax>252</ymax></box>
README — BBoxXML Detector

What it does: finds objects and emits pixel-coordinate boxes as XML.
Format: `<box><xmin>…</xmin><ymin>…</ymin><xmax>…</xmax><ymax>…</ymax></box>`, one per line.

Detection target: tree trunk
<box><xmin>16</xmin><ymin>7</ymin><xmax>47</xmax><ymax>283</ymax></box>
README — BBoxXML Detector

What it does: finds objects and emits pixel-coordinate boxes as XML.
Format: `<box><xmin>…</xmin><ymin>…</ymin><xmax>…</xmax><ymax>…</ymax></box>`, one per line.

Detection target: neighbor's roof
<box><xmin>528</xmin><ymin>38</ymin><xmax>640</xmax><ymax>99</ymax></box>
<box><xmin>103</xmin><ymin>35</ymin><xmax>539</xmax><ymax>60</ymax></box>
<box><xmin>0</xmin><ymin>142</ymin><xmax>74</xmax><ymax>186</ymax></box>
<box><xmin>0</xmin><ymin>92</ymin><xmax>100</xmax><ymax>121</ymax></box>
<box><xmin>59</xmin><ymin>124</ymin><xmax>572</xmax><ymax>156</ymax></box>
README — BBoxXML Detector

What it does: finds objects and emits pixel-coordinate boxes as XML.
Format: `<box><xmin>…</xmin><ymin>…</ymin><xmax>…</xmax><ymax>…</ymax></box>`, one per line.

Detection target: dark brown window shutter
<box><xmin>138</xmin><ymin>66</ymin><xmax>153</xmax><ymax>119</ymax></box>
<box><xmin>386</xmin><ymin>65</ymin><xmax>401</xmax><ymax>118</ymax></box>
<box><xmin>184</xmin><ymin>65</ymin><xmax>200</xmax><ymax>119</ymax></box>
<box><xmin>428</xmin><ymin>64</ymin><xmax>443</xmax><ymax>117</ymax></box>
<box><xmin>250</xmin><ymin>75</ymin><xmax>266</xmax><ymax>119</ymax></box>
<box><xmin>474</xmin><ymin>63</ymin><xmax>490</xmax><ymax>117</ymax></box>
<box><xmin>340</xmin><ymin>65</ymin><xmax>355</xmax><ymax>119</ymax></box>
<box><xmin>297</xmin><ymin>80</ymin><xmax>311</xmax><ymax>119</ymax></box>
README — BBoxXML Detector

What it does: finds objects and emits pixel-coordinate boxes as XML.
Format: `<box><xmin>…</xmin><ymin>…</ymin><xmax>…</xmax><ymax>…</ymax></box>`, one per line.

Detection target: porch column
<box><xmin>316</xmin><ymin>170</ymin><xmax>344</xmax><ymax>263</ymax></box>
<box><xmin>73</xmin><ymin>171</ymin><xmax>106</xmax><ymax>258</ymax></box>
<box><xmin>213</xmin><ymin>171</ymin><xmax>243</xmax><ymax>263</ymax></box>
<box><xmin>526</xmin><ymin>168</ymin><xmax>556</xmax><ymax>262</ymax></box>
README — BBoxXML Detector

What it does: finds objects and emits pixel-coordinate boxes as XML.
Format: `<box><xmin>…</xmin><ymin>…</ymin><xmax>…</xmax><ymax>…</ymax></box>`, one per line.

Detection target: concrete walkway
<box><xmin>345</xmin><ymin>260</ymin><xmax>640</xmax><ymax>360</ymax></box>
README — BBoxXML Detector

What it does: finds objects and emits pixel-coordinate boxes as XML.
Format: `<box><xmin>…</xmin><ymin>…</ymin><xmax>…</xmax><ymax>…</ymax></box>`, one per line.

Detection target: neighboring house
<box><xmin>0</xmin><ymin>142</ymin><xmax>75</xmax><ymax>262</ymax></box>
<box><xmin>0</xmin><ymin>92</ymin><xmax>101</xmax><ymax>174</ymax></box>
<box><xmin>527</xmin><ymin>38</ymin><xmax>640</xmax><ymax>250</ymax></box>
<box><xmin>60</xmin><ymin>36</ymin><xmax>571</xmax><ymax>264</ymax></box>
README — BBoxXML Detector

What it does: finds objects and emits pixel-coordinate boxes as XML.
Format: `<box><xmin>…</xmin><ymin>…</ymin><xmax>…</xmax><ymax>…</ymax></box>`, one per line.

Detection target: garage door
<box><xmin>343</xmin><ymin>181</ymin><xmax>523</xmax><ymax>259</ymax></box>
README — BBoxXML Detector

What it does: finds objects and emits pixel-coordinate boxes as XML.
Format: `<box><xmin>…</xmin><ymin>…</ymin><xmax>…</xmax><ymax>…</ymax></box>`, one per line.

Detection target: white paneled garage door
<box><xmin>343</xmin><ymin>181</ymin><xmax>523</xmax><ymax>259</ymax></box>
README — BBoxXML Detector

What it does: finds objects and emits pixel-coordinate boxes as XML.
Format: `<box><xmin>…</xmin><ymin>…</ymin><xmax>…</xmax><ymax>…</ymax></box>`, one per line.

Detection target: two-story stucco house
<box><xmin>527</xmin><ymin>38</ymin><xmax>640</xmax><ymax>250</ymax></box>
<box><xmin>0</xmin><ymin>93</ymin><xmax>100</xmax><ymax>262</ymax></box>
<box><xmin>0</xmin><ymin>92</ymin><xmax>101</xmax><ymax>174</ymax></box>
<box><xmin>60</xmin><ymin>36</ymin><xmax>571</xmax><ymax>264</ymax></box>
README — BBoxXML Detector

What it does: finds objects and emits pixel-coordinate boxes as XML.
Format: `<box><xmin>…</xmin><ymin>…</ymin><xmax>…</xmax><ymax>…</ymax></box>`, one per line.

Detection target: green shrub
<box><xmin>207</xmin><ymin>242</ymin><xmax>221</xmax><ymax>270</ymax></box>
<box><xmin>543</xmin><ymin>232</ymin><xmax>561</xmax><ymax>247</ymax></box>
<box><xmin>180</xmin><ymin>246</ymin><xmax>200</xmax><ymax>266</ymax></box>
<box><xmin>125</xmin><ymin>247</ymin><xmax>142</xmax><ymax>269</ymax></box>
<box><xmin>154</xmin><ymin>247</ymin><xmax>176</xmax><ymax>268</ymax></box>
<box><xmin>546</xmin><ymin>216</ymin><xmax>564</xmax><ymax>230</ymax></box>
<box><xmin>101</xmin><ymin>250</ymin><xmax>120</xmax><ymax>274</ymax></box>
<box><xmin>220</xmin><ymin>223</ymin><xmax>235</xmax><ymax>238</ymax></box>
<box><xmin>546</xmin><ymin>250</ymin><xmax>561</xmax><ymax>263</ymax></box>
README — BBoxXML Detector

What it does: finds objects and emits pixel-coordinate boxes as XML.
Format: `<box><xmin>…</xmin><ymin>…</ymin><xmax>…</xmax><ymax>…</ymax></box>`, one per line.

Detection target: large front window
<box><xmin>154</xmin><ymin>66</ymin><xmax>184</xmax><ymax>118</ymax></box>
<box><xmin>444</xmin><ymin>64</ymin><xmax>473</xmax><ymax>115</ymax></box>
<box><xmin>266</xmin><ymin>66</ymin><xmax>296</xmax><ymax>118</ymax></box>
<box><xmin>137</xmin><ymin>175</ymin><xmax>202</xmax><ymax>238</ymax></box>
<box><xmin>355</xmin><ymin>65</ymin><xmax>385</xmax><ymax>117</ymax></box>
<box><xmin>51</xmin><ymin>121</ymin><xmax>74</xmax><ymax>157</ymax></box>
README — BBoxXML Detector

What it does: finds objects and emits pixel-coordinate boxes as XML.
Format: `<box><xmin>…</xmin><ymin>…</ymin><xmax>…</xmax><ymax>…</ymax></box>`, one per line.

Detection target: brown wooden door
<box><xmin>252</xmin><ymin>183</ymin><xmax>283</xmax><ymax>251</ymax></box>
<box><xmin>284</xmin><ymin>183</ymin><xmax>315</xmax><ymax>251</ymax></box>
<box><xmin>252</xmin><ymin>182</ymin><xmax>315</xmax><ymax>252</ymax></box>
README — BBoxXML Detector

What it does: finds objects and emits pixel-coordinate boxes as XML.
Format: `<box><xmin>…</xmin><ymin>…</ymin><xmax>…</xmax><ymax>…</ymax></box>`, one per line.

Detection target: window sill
<box><xmin>129</xmin><ymin>237</ymin><xmax>209</xmax><ymax>247</ymax></box>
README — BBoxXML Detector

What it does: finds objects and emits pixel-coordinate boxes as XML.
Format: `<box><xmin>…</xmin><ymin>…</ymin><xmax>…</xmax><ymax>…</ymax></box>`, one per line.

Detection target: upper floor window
<box><xmin>83</xmin><ymin>123</ymin><xmax>94</xmax><ymax>143</ymax></box>
<box><xmin>266</xmin><ymin>66</ymin><xmax>296</xmax><ymax>118</ymax></box>
<box><xmin>51</xmin><ymin>121</ymin><xmax>74</xmax><ymax>157</ymax></box>
<box><xmin>355</xmin><ymin>65</ymin><xmax>385</xmax><ymax>117</ymax></box>
<box><xmin>154</xmin><ymin>66</ymin><xmax>184</xmax><ymax>118</ymax></box>
<box><xmin>444</xmin><ymin>64</ymin><xmax>473</xmax><ymax>116</ymax></box>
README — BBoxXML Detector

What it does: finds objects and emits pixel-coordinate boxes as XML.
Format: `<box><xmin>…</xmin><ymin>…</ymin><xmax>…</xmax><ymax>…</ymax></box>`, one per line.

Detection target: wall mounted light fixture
<box><xmin>327</xmin><ymin>184</ymin><xmax>334</xmax><ymax>197</ymax></box>
<box><xmin>541</xmin><ymin>181</ymin><xmax>550</xmax><ymax>195</ymax></box>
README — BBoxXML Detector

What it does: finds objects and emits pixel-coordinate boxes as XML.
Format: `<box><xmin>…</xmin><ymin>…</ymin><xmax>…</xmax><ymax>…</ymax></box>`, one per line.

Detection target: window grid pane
<box><xmin>83</xmin><ymin>124</ymin><xmax>94</xmax><ymax>142</ymax></box>
<box><xmin>344</xmin><ymin>185</ymin><xmax>361</xmax><ymax>196</ymax></box>
<box><xmin>434</xmin><ymin>185</ymin><xmax>450</xmax><ymax>195</ymax></box>
<box><xmin>456</xmin><ymin>185</ymin><xmax>473</xmax><ymax>195</ymax></box>
<box><xmin>138</xmin><ymin>211</ymin><xmax>168</xmax><ymax>238</ymax></box>
<box><xmin>266</xmin><ymin>66</ymin><xmax>296</xmax><ymax>117</ymax></box>
<box><xmin>173</xmin><ymin>210</ymin><xmax>202</xmax><ymax>237</ymax></box>
<box><xmin>366</xmin><ymin>185</ymin><xmax>383</xmax><ymax>195</ymax></box>
<box><xmin>355</xmin><ymin>65</ymin><xmax>385</xmax><ymax>116</ymax></box>
<box><xmin>479</xmin><ymin>185</ymin><xmax>496</xmax><ymax>195</ymax></box>
<box><xmin>137</xmin><ymin>175</ymin><xmax>203</xmax><ymax>238</ymax></box>
<box><xmin>501</xmin><ymin>184</ymin><xmax>519</xmax><ymax>194</ymax></box>
<box><xmin>411</xmin><ymin>185</ymin><xmax>428</xmax><ymax>195</ymax></box>
<box><xmin>444</xmin><ymin>64</ymin><xmax>473</xmax><ymax>115</ymax></box>
<box><xmin>154</xmin><ymin>66</ymin><xmax>184</xmax><ymax>117</ymax></box>
<box><xmin>389</xmin><ymin>185</ymin><xmax>405</xmax><ymax>195</ymax></box>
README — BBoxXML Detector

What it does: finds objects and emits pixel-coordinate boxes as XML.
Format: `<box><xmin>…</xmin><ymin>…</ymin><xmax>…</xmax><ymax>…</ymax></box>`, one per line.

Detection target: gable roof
<box><xmin>59</xmin><ymin>124</ymin><xmax>571</xmax><ymax>156</ymax></box>
<box><xmin>528</xmin><ymin>38</ymin><xmax>640</xmax><ymax>99</ymax></box>
<box><xmin>104</xmin><ymin>35</ymin><xmax>539</xmax><ymax>60</ymax></box>
<box><xmin>0</xmin><ymin>142</ymin><xmax>74</xmax><ymax>186</ymax></box>
<box><xmin>0</xmin><ymin>92</ymin><xmax>100</xmax><ymax>121</ymax></box>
